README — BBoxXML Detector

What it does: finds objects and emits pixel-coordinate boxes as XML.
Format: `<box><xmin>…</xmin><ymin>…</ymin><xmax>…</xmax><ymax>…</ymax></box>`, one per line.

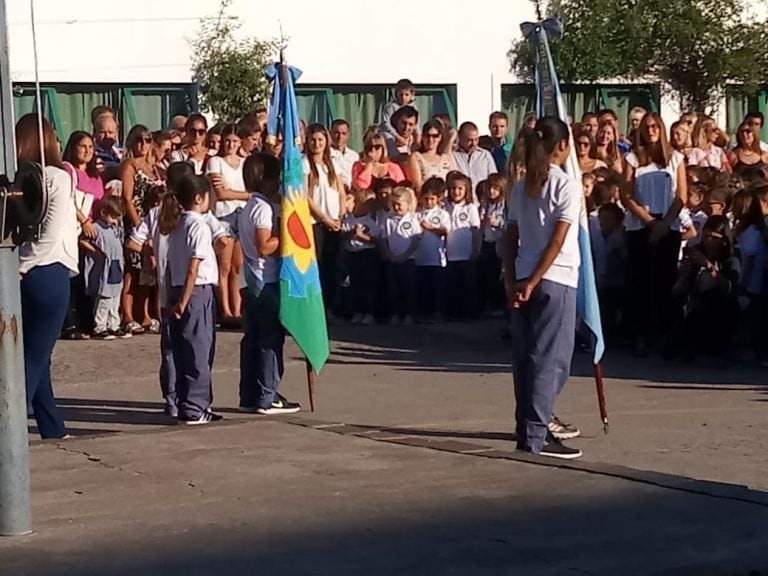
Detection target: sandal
<box><xmin>124</xmin><ymin>321</ymin><xmax>145</xmax><ymax>336</ymax></box>
<box><xmin>146</xmin><ymin>319</ymin><xmax>161</xmax><ymax>335</ymax></box>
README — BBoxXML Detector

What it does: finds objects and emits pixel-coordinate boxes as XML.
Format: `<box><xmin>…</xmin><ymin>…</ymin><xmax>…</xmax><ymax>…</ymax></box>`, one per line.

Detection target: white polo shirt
<box><xmin>168</xmin><ymin>211</ymin><xmax>218</xmax><ymax>287</ymax></box>
<box><xmin>507</xmin><ymin>165</ymin><xmax>581</xmax><ymax>288</ymax></box>
<box><xmin>416</xmin><ymin>206</ymin><xmax>451</xmax><ymax>267</ymax></box>
<box><xmin>132</xmin><ymin>207</ymin><xmax>226</xmax><ymax>306</ymax></box>
<box><xmin>331</xmin><ymin>147</ymin><xmax>360</xmax><ymax>188</ymax></box>
<box><xmin>382</xmin><ymin>213</ymin><xmax>421</xmax><ymax>258</ymax></box>
<box><xmin>238</xmin><ymin>192</ymin><xmax>280</xmax><ymax>291</ymax></box>
<box><xmin>446</xmin><ymin>202</ymin><xmax>481</xmax><ymax>262</ymax></box>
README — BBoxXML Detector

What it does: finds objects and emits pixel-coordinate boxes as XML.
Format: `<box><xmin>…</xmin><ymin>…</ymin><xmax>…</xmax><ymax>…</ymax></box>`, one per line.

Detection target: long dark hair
<box><xmin>15</xmin><ymin>113</ymin><xmax>63</xmax><ymax>169</ymax></box>
<box><xmin>158</xmin><ymin>175</ymin><xmax>210</xmax><ymax>235</ymax></box>
<box><xmin>305</xmin><ymin>123</ymin><xmax>338</xmax><ymax>186</ymax></box>
<box><xmin>524</xmin><ymin>116</ymin><xmax>569</xmax><ymax>197</ymax></box>
<box><xmin>62</xmin><ymin>131</ymin><xmax>99</xmax><ymax>178</ymax></box>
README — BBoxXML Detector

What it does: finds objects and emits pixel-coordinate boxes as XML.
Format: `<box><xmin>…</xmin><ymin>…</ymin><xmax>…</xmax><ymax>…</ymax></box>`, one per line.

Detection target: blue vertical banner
<box><xmin>521</xmin><ymin>18</ymin><xmax>606</xmax><ymax>364</ymax></box>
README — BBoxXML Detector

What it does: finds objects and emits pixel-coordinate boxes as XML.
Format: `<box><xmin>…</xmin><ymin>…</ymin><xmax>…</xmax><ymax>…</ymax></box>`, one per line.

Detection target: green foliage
<box><xmin>191</xmin><ymin>0</ymin><xmax>277</xmax><ymax>123</ymax></box>
<box><xmin>508</xmin><ymin>0</ymin><xmax>768</xmax><ymax>113</ymax></box>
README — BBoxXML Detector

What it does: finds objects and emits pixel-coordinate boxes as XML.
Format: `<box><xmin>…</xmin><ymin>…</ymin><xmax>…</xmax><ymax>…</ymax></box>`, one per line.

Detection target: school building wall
<box><xmin>5</xmin><ymin>0</ymin><xmax>766</xmax><ymax>140</ymax></box>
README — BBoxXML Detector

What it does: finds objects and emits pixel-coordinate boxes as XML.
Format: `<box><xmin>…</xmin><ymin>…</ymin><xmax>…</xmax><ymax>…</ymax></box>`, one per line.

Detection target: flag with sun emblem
<box><xmin>266</xmin><ymin>55</ymin><xmax>329</xmax><ymax>372</ymax></box>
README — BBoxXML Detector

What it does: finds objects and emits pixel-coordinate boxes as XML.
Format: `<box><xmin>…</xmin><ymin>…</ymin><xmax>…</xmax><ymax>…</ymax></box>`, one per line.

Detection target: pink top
<box><xmin>64</xmin><ymin>163</ymin><xmax>105</xmax><ymax>218</ymax></box>
<box><xmin>352</xmin><ymin>161</ymin><xmax>405</xmax><ymax>191</ymax></box>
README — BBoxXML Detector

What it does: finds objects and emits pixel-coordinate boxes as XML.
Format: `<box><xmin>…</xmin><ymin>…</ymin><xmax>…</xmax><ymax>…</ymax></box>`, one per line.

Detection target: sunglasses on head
<box><xmin>188</xmin><ymin>128</ymin><xmax>207</xmax><ymax>136</ymax></box>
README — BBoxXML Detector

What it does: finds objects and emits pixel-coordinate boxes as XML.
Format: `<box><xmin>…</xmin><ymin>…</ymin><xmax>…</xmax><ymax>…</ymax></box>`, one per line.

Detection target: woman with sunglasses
<box><xmin>170</xmin><ymin>114</ymin><xmax>212</xmax><ymax>175</ymax></box>
<box><xmin>620</xmin><ymin>113</ymin><xmax>688</xmax><ymax>356</ymax></box>
<box><xmin>727</xmin><ymin>122</ymin><xmax>768</xmax><ymax>175</ymax></box>
<box><xmin>574</xmin><ymin>129</ymin><xmax>606</xmax><ymax>175</ymax></box>
<box><xmin>689</xmin><ymin>117</ymin><xmax>731</xmax><ymax>173</ymax></box>
<box><xmin>405</xmin><ymin>119</ymin><xmax>455</xmax><ymax>194</ymax></box>
<box><xmin>351</xmin><ymin>132</ymin><xmax>405</xmax><ymax>191</ymax></box>
<box><xmin>120</xmin><ymin>124</ymin><xmax>161</xmax><ymax>335</ymax></box>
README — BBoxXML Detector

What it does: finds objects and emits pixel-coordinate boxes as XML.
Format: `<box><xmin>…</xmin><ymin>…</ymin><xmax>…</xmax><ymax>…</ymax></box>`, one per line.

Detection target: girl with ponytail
<box><xmin>503</xmin><ymin>116</ymin><xmax>583</xmax><ymax>460</ymax></box>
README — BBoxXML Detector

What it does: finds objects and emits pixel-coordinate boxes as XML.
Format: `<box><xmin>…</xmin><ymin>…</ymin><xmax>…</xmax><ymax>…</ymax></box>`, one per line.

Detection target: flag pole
<box><xmin>277</xmin><ymin>46</ymin><xmax>318</xmax><ymax>413</ymax></box>
<box><xmin>594</xmin><ymin>362</ymin><xmax>609</xmax><ymax>433</ymax></box>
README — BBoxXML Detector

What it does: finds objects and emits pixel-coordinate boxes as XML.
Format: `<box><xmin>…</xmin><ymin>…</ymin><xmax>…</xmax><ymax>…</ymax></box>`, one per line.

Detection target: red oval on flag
<box><xmin>287</xmin><ymin>212</ymin><xmax>312</xmax><ymax>250</ymax></box>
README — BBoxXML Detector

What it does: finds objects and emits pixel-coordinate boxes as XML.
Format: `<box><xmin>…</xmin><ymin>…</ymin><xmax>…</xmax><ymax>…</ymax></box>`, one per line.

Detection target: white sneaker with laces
<box><xmin>547</xmin><ymin>415</ymin><xmax>581</xmax><ymax>440</ymax></box>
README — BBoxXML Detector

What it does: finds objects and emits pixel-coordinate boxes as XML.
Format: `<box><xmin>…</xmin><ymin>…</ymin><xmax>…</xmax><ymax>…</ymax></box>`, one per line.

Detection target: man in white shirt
<box><xmin>382</xmin><ymin>106</ymin><xmax>419</xmax><ymax>162</ymax></box>
<box><xmin>331</xmin><ymin>119</ymin><xmax>359</xmax><ymax>188</ymax></box>
<box><xmin>452</xmin><ymin>122</ymin><xmax>498</xmax><ymax>201</ymax></box>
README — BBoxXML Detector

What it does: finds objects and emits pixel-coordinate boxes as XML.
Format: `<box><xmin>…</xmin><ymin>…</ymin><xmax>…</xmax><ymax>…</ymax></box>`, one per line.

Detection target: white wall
<box><xmin>6</xmin><ymin>0</ymin><xmax>537</xmax><ymax>127</ymax></box>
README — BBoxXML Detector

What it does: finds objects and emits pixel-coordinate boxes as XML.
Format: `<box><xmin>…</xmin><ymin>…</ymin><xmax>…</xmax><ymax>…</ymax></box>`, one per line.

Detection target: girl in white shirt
<box><xmin>161</xmin><ymin>175</ymin><xmax>221</xmax><ymax>426</ymax></box>
<box><xmin>381</xmin><ymin>186</ymin><xmax>421</xmax><ymax>325</ymax></box>
<box><xmin>479</xmin><ymin>173</ymin><xmax>508</xmax><ymax>314</ymax></box>
<box><xmin>620</xmin><ymin>112</ymin><xmax>688</xmax><ymax>356</ymax></box>
<box><xmin>445</xmin><ymin>171</ymin><xmax>481</xmax><ymax>320</ymax></box>
<box><xmin>304</xmin><ymin>124</ymin><xmax>345</xmax><ymax>317</ymax></box>
<box><xmin>502</xmin><ymin>116</ymin><xmax>582</xmax><ymax>460</ymax></box>
<box><xmin>207</xmin><ymin>124</ymin><xmax>249</xmax><ymax>322</ymax></box>
<box><xmin>416</xmin><ymin>177</ymin><xmax>451</xmax><ymax>321</ymax></box>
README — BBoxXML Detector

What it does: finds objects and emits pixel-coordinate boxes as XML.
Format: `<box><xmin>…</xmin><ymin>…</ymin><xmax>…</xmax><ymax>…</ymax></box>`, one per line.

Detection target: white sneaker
<box><xmin>361</xmin><ymin>314</ymin><xmax>375</xmax><ymax>326</ymax></box>
<box><xmin>351</xmin><ymin>314</ymin><xmax>363</xmax><ymax>325</ymax></box>
<box><xmin>547</xmin><ymin>415</ymin><xmax>581</xmax><ymax>440</ymax></box>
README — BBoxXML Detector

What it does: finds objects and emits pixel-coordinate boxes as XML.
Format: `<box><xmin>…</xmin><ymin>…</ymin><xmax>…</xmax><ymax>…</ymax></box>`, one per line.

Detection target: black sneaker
<box><xmin>92</xmin><ymin>331</ymin><xmax>116</xmax><ymax>341</ymax></box>
<box><xmin>163</xmin><ymin>405</ymin><xmax>179</xmax><ymax>418</ymax></box>
<box><xmin>256</xmin><ymin>395</ymin><xmax>301</xmax><ymax>415</ymax></box>
<box><xmin>178</xmin><ymin>411</ymin><xmax>223</xmax><ymax>426</ymax></box>
<box><xmin>539</xmin><ymin>433</ymin><xmax>583</xmax><ymax>460</ymax></box>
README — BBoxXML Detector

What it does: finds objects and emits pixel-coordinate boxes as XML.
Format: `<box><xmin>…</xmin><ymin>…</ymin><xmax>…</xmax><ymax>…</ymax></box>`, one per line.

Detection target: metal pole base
<box><xmin>0</xmin><ymin>246</ymin><xmax>32</xmax><ymax>536</ymax></box>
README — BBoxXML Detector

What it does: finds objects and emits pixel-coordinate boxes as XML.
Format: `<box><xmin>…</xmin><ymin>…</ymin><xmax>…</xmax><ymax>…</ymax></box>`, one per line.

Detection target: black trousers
<box><xmin>625</xmin><ymin>228</ymin><xmax>682</xmax><ymax>343</ymax></box>
<box><xmin>313</xmin><ymin>224</ymin><xmax>342</xmax><ymax>314</ymax></box>
<box><xmin>478</xmin><ymin>241</ymin><xmax>504</xmax><ymax>313</ymax></box>
<box><xmin>347</xmin><ymin>250</ymin><xmax>380</xmax><ymax>316</ymax></box>
<box><xmin>387</xmin><ymin>261</ymin><xmax>417</xmax><ymax>318</ymax></box>
<box><xmin>446</xmin><ymin>260</ymin><xmax>478</xmax><ymax>320</ymax></box>
<box><xmin>416</xmin><ymin>266</ymin><xmax>447</xmax><ymax>318</ymax></box>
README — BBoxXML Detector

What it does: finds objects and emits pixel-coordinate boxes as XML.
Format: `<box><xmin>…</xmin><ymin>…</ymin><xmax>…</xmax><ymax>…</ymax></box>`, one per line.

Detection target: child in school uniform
<box><xmin>128</xmin><ymin>162</ymin><xmax>229</xmax><ymax>417</ymax></box>
<box><xmin>478</xmin><ymin>173</ymin><xmax>508</xmax><ymax>315</ymax></box>
<box><xmin>445</xmin><ymin>171</ymin><xmax>481</xmax><ymax>320</ymax></box>
<box><xmin>342</xmin><ymin>189</ymin><xmax>381</xmax><ymax>325</ymax></box>
<box><xmin>380</xmin><ymin>186</ymin><xmax>421</xmax><ymax>325</ymax></box>
<box><xmin>81</xmin><ymin>196</ymin><xmax>126</xmax><ymax>341</ymax></box>
<box><xmin>237</xmin><ymin>153</ymin><xmax>301</xmax><ymax>415</ymax></box>
<box><xmin>373</xmin><ymin>178</ymin><xmax>396</xmax><ymax>319</ymax></box>
<box><xmin>162</xmin><ymin>175</ymin><xmax>221</xmax><ymax>425</ymax></box>
<box><xmin>416</xmin><ymin>177</ymin><xmax>451</xmax><ymax>322</ymax></box>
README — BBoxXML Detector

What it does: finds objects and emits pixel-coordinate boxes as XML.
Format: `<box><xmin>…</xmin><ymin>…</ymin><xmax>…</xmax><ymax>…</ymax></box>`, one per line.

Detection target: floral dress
<box><xmin>125</xmin><ymin>168</ymin><xmax>158</xmax><ymax>273</ymax></box>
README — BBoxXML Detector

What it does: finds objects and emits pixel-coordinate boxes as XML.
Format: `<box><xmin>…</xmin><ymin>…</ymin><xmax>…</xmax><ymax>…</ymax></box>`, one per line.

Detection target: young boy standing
<box><xmin>238</xmin><ymin>153</ymin><xmax>301</xmax><ymax>415</ymax></box>
<box><xmin>81</xmin><ymin>196</ymin><xmax>127</xmax><ymax>340</ymax></box>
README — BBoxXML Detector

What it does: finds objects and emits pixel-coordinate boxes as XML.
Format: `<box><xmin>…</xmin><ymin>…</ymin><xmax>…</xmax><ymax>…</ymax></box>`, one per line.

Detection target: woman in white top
<box><xmin>620</xmin><ymin>112</ymin><xmax>688</xmax><ymax>355</ymax></box>
<box><xmin>170</xmin><ymin>114</ymin><xmax>211</xmax><ymax>175</ymax></box>
<box><xmin>502</xmin><ymin>116</ymin><xmax>582</xmax><ymax>460</ymax></box>
<box><xmin>207</xmin><ymin>124</ymin><xmax>249</xmax><ymax>321</ymax></box>
<box><xmin>16</xmin><ymin>114</ymin><xmax>79</xmax><ymax>439</ymax></box>
<box><xmin>406</xmin><ymin>119</ymin><xmax>454</xmax><ymax>194</ymax></box>
<box><xmin>304</xmin><ymin>123</ymin><xmax>346</xmax><ymax>315</ymax></box>
<box><xmin>688</xmin><ymin>116</ymin><xmax>731</xmax><ymax>172</ymax></box>
<box><xmin>594</xmin><ymin>120</ymin><xmax>623</xmax><ymax>174</ymax></box>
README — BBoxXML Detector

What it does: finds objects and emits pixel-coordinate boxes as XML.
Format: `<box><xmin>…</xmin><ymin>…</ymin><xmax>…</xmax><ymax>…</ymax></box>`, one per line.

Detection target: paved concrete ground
<box><xmin>2</xmin><ymin>320</ymin><xmax>768</xmax><ymax>575</ymax></box>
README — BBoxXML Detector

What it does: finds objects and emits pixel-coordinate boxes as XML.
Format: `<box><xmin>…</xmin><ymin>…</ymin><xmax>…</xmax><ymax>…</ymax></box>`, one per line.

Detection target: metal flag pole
<box><xmin>0</xmin><ymin>0</ymin><xmax>32</xmax><ymax>537</ymax></box>
<box><xmin>523</xmin><ymin>5</ymin><xmax>610</xmax><ymax>434</ymax></box>
<box><xmin>276</xmin><ymin>45</ymin><xmax>317</xmax><ymax>412</ymax></box>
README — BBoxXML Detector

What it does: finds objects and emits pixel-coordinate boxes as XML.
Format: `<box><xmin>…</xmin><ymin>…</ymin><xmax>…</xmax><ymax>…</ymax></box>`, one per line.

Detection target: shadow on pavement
<box><xmin>2</xmin><ymin>488</ymin><xmax>768</xmax><ymax>576</ymax></box>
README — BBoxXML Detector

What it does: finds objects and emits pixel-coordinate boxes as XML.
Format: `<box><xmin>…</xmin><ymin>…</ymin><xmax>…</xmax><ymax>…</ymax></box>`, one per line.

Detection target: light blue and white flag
<box><xmin>521</xmin><ymin>18</ymin><xmax>606</xmax><ymax>364</ymax></box>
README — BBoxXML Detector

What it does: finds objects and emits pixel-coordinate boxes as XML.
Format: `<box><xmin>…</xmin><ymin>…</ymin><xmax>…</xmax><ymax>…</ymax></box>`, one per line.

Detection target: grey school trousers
<box><xmin>511</xmin><ymin>279</ymin><xmax>577</xmax><ymax>453</ymax></box>
<box><xmin>169</xmin><ymin>285</ymin><xmax>215</xmax><ymax>420</ymax></box>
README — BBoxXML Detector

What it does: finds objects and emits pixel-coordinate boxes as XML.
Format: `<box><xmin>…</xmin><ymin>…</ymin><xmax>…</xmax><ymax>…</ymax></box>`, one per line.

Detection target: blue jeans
<box><xmin>239</xmin><ymin>284</ymin><xmax>285</xmax><ymax>409</ymax></box>
<box><xmin>511</xmin><ymin>280</ymin><xmax>577</xmax><ymax>453</ymax></box>
<box><xmin>22</xmin><ymin>263</ymin><xmax>70</xmax><ymax>438</ymax></box>
<box><xmin>159</xmin><ymin>308</ymin><xmax>177</xmax><ymax>412</ymax></box>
